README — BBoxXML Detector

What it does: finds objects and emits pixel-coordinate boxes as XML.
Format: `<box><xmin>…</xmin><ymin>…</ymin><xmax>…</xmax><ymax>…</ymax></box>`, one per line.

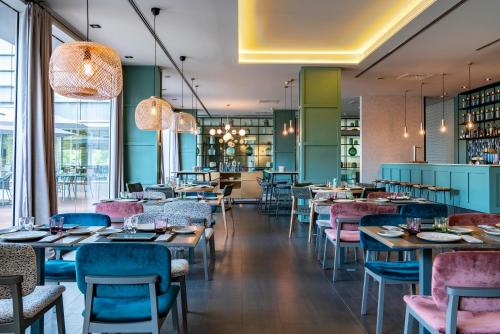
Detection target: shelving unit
<box><xmin>196</xmin><ymin>117</ymin><xmax>273</xmax><ymax>170</ymax></box>
<box><xmin>340</xmin><ymin>118</ymin><xmax>360</xmax><ymax>183</ymax></box>
<box><xmin>457</xmin><ymin>81</ymin><xmax>500</xmax><ymax>163</ymax></box>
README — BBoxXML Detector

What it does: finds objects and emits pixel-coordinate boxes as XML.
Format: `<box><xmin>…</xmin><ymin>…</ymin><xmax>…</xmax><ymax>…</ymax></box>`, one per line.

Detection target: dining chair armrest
<box><xmin>0</xmin><ymin>275</ymin><xmax>23</xmax><ymax>286</ymax></box>
<box><xmin>447</xmin><ymin>286</ymin><xmax>500</xmax><ymax>297</ymax></box>
<box><xmin>85</xmin><ymin>275</ymin><xmax>160</xmax><ymax>285</ymax></box>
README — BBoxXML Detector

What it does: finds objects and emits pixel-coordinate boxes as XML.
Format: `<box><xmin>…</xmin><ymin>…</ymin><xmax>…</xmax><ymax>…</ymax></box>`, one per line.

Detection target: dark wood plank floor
<box><xmin>42</xmin><ymin>205</ymin><xmax>412</xmax><ymax>334</ymax></box>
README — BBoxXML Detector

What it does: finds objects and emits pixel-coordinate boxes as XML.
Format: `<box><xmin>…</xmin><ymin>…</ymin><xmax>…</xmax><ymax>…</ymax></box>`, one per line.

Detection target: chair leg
<box><xmin>333</xmin><ymin>243</ymin><xmax>340</xmax><ymax>282</ymax></box>
<box><xmin>288</xmin><ymin>208</ymin><xmax>296</xmax><ymax>238</ymax></box>
<box><xmin>376</xmin><ymin>279</ymin><xmax>385</xmax><ymax>334</ymax></box>
<box><xmin>55</xmin><ymin>296</ymin><xmax>66</xmax><ymax>334</ymax></box>
<box><xmin>172</xmin><ymin>296</ymin><xmax>180</xmax><ymax>334</ymax></box>
<box><xmin>361</xmin><ymin>271</ymin><xmax>369</xmax><ymax>315</ymax></box>
<box><xmin>221</xmin><ymin>201</ymin><xmax>228</xmax><ymax>235</ymax></box>
<box><xmin>322</xmin><ymin>238</ymin><xmax>330</xmax><ymax>269</ymax></box>
<box><xmin>209</xmin><ymin>236</ymin><xmax>216</xmax><ymax>260</ymax></box>
<box><xmin>403</xmin><ymin>306</ymin><xmax>414</xmax><ymax>334</ymax></box>
<box><xmin>179</xmin><ymin>276</ymin><xmax>188</xmax><ymax>334</ymax></box>
<box><xmin>229</xmin><ymin>209</ymin><xmax>235</xmax><ymax>231</ymax></box>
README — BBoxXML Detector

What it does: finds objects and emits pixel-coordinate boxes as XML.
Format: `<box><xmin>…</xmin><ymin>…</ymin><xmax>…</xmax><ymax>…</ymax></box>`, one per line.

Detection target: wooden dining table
<box><xmin>0</xmin><ymin>225</ymin><xmax>208</xmax><ymax>334</ymax></box>
<box><xmin>359</xmin><ymin>225</ymin><xmax>500</xmax><ymax>334</ymax></box>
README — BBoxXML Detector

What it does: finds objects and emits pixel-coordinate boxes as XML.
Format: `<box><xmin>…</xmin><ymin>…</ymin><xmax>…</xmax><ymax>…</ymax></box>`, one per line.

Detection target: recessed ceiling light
<box><xmin>462</xmin><ymin>85</ymin><xmax>468</xmax><ymax>89</ymax></box>
<box><xmin>485</xmin><ymin>77</ymin><xmax>492</xmax><ymax>82</ymax></box>
<box><xmin>376</xmin><ymin>77</ymin><xmax>384</xmax><ymax>80</ymax></box>
<box><xmin>164</xmin><ymin>75</ymin><xmax>171</xmax><ymax>78</ymax></box>
<box><xmin>90</xmin><ymin>24</ymin><xmax>101</xmax><ymax>29</ymax></box>
<box><xmin>172</xmin><ymin>98</ymin><xmax>177</xmax><ymax>101</ymax></box>
<box><xmin>124</xmin><ymin>55</ymin><xmax>134</xmax><ymax>59</ymax></box>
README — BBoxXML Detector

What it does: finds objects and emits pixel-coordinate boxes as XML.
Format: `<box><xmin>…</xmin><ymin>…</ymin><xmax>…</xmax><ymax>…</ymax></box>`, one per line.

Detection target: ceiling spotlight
<box><xmin>124</xmin><ymin>55</ymin><xmax>134</xmax><ymax>59</ymax></box>
<box><xmin>90</xmin><ymin>24</ymin><xmax>101</xmax><ymax>28</ymax></box>
<box><xmin>376</xmin><ymin>77</ymin><xmax>384</xmax><ymax>80</ymax></box>
<box><xmin>485</xmin><ymin>77</ymin><xmax>492</xmax><ymax>82</ymax></box>
<box><xmin>461</xmin><ymin>85</ymin><xmax>468</xmax><ymax>89</ymax></box>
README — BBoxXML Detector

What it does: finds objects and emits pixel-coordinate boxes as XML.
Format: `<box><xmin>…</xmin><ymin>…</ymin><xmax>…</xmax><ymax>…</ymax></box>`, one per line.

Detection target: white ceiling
<box><xmin>45</xmin><ymin>0</ymin><xmax>500</xmax><ymax>116</ymax></box>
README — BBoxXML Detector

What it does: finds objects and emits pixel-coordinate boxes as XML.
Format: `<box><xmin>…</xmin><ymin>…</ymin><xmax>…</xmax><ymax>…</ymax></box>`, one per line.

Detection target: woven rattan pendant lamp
<box><xmin>49</xmin><ymin>0</ymin><xmax>122</xmax><ymax>100</ymax></box>
<box><xmin>134</xmin><ymin>7</ymin><xmax>173</xmax><ymax>131</ymax></box>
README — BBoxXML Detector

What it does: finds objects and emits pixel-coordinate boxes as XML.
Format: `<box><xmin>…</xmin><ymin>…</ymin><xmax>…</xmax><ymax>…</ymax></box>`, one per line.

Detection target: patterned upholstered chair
<box><xmin>95</xmin><ymin>201</ymin><xmax>143</xmax><ymax>223</ymax></box>
<box><xmin>323</xmin><ymin>202</ymin><xmax>399</xmax><ymax>280</ymax></box>
<box><xmin>360</xmin><ymin>214</ymin><xmax>419</xmax><ymax>334</ymax></box>
<box><xmin>76</xmin><ymin>243</ymin><xmax>180</xmax><ymax>334</ymax></box>
<box><xmin>449</xmin><ymin>213</ymin><xmax>500</xmax><ymax>227</ymax></box>
<box><xmin>403</xmin><ymin>251</ymin><xmax>500</xmax><ymax>334</ymax></box>
<box><xmin>0</xmin><ymin>243</ymin><xmax>66</xmax><ymax>334</ymax></box>
<box><xmin>141</xmin><ymin>191</ymin><xmax>166</xmax><ymax>200</ymax></box>
<box><xmin>45</xmin><ymin>213</ymin><xmax>111</xmax><ymax>283</ymax></box>
<box><xmin>163</xmin><ymin>201</ymin><xmax>214</xmax><ymax>243</ymax></box>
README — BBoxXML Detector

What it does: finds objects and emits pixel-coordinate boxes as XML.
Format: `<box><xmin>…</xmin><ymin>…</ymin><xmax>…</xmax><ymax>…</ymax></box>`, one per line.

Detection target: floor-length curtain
<box><xmin>14</xmin><ymin>3</ymin><xmax>56</xmax><ymax>223</ymax></box>
<box><xmin>109</xmin><ymin>92</ymin><xmax>124</xmax><ymax>197</ymax></box>
<box><xmin>162</xmin><ymin>129</ymin><xmax>179</xmax><ymax>183</ymax></box>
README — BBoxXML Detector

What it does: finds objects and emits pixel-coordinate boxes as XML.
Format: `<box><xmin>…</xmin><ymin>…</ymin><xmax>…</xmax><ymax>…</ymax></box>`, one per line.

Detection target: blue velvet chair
<box><xmin>45</xmin><ymin>213</ymin><xmax>111</xmax><ymax>282</ymax></box>
<box><xmin>399</xmin><ymin>203</ymin><xmax>448</xmax><ymax>220</ymax></box>
<box><xmin>76</xmin><ymin>243</ymin><xmax>180</xmax><ymax>334</ymax></box>
<box><xmin>360</xmin><ymin>214</ymin><xmax>419</xmax><ymax>334</ymax></box>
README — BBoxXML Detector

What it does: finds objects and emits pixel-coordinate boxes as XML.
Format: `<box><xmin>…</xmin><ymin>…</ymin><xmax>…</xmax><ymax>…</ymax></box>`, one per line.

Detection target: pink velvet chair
<box><xmin>367</xmin><ymin>192</ymin><xmax>397</xmax><ymax>199</ymax></box>
<box><xmin>449</xmin><ymin>213</ymin><xmax>500</xmax><ymax>227</ymax></box>
<box><xmin>95</xmin><ymin>202</ymin><xmax>144</xmax><ymax>223</ymax></box>
<box><xmin>323</xmin><ymin>202</ymin><xmax>398</xmax><ymax>281</ymax></box>
<box><xmin>403</xmin><ymin>251</ymin><xmax>500</xmax><ymax>334</ymax></box>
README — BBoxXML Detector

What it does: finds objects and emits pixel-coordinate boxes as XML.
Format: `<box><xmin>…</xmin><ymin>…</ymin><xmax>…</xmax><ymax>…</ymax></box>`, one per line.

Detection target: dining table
<box><xmin>359</xmin><ymin>225</ymin><xmax>500</xmax><ymax>334</ymax></box>
<box><xmin>0</xmin><ymin>224</ymin><xmax>208</xmax><ymax>334</ymax></box>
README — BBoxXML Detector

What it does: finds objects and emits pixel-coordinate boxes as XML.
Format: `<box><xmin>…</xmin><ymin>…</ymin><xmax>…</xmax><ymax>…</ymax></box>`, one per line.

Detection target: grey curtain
<box><xmin>14</xmin><ymin>3</ymin><xmax>56</xmax><ymax>223</ymax></box>
<box><xmin>109</xmin><ymin>92</ymin><xmax>124</xmax><ymax>197</ymax></box>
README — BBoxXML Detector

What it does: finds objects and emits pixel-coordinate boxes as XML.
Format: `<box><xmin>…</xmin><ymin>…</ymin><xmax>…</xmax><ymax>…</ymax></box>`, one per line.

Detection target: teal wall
<box><xmin>273</xmin><ymin>109</ymin><xmax>296</xmax><ymax>172</ymax></box>
<box><xmin>178</xmin><ymin>109</ymin><xmax>197</xmax><ymax>171</ymax></box>
<box><xmin>380</xmin><ymin>163</ymin><xmax>500</xmax><ymax>213</ymax></box>
<box><xmin>299</xmin><ymin>67</ymin><xmax>341</xmax><ymax>183</ymax></box>
<box><xmin>123</xmin><ymin>65</ymin><xmax>161</xmax><ymax>186</ymax></box>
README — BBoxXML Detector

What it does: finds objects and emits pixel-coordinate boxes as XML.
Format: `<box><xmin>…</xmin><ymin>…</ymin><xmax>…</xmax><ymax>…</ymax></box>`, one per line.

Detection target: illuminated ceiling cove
<box><xmin>238</xmin><ymin>0</ymin><xmax>436</xmax><ymax>64</ymax></box>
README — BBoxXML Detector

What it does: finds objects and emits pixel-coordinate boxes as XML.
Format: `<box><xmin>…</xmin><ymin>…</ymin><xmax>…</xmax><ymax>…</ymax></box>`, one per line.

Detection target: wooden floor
<box><xmin>41</xmin><ymin>204</ymin><xmax>413</xmax><ymax>334</ymax></box>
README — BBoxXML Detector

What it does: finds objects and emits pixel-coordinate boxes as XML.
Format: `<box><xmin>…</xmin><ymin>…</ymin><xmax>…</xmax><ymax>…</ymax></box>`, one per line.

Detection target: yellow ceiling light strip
<box><xmin>238</xmin><ymin>0</ymin><xmax>436</xmax><ymax>64</ymax></box>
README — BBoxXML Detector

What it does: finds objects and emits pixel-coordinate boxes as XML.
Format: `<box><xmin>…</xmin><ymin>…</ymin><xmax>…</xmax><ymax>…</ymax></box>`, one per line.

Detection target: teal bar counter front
<box><xmin>380</xmin><ymin>163</ymin><xmax>500</xmax><ymax>213</ymax></box>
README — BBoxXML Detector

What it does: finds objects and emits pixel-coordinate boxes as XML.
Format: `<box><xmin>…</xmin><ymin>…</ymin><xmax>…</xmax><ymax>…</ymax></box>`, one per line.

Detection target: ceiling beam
<box><xmin>127</xmin><ymin>0</ymin><xmax>211</xmax><ymax>117</ymax></box>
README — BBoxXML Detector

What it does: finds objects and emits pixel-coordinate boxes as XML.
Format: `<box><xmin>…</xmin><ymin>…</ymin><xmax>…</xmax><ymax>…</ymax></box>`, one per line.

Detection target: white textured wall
<box><xmin>361</xmin><ymin>95</ymin><xmax>424</xmax><ymax>183</ymax></box>
<box><xmin>425</xmin><ymin>98</ymin><xmax>455</xmax><ymax>163</ymax></box>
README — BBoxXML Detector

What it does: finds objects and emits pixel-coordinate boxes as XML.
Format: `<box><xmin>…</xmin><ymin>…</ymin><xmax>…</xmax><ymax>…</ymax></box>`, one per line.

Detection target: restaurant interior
<box><xmin>1</xmin><ymin>0</ymin><xmax>500</xmax><ymax>333</ymax></box>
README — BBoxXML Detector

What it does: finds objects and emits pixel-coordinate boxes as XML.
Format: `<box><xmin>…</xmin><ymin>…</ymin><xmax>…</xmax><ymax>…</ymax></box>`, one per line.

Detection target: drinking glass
<box><xmin>124</xmin><ymin>217</ymin><xmax>134</xmax><ymax>233</ymax></box>
<box><xmin>434</xmin><ymin>217</ymin><xmax>448</xmax><ymax>232</ymax></box>
<box><xmin>49</xmin><ymin>217</ymin><xmax>64</xmax><ymax>235</ymax></box>
<box><xmin>154</xmin><ymin>218</ymin><xmax>168</xmax><ymax>233</ymax></box>
<box><xmin>407</xmin><ymin>217</ymin><xmax>421</xmax><ymax>234</ymax></box>
<box><xmin>18</xmin><ymin>217</ymin><xmax>35</xmax><ymax>231</ymax></box>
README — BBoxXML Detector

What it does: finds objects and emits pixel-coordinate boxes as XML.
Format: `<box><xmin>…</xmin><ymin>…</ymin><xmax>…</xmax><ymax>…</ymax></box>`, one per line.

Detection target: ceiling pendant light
<box><xmin>135</xmin><ymin>8</ymin><xmax>173</xmax><ymax>131</ymax></box>
<box><xmin>282</xmin><ymin>83</ymin><xmax>288</xmax><ymax>136</ymax></box>
<box><xmin>49</xmin><ymin>0</ymin><xmax>122</xmax><ymax>99</ymax></box>
<box><xmin>440</xmin><ymin>73</ymin><xmax>447</xmax><ymax>133</ymax></box>
<box><xmin>419</xmin><ymin>82</ymin><xmax>425</xmax><ymax>135</ymax></box>
<box><xmin>288</xmin><ymin>79</ymin><xmax>295</xmax><ymax>134</ymax></box>
<box><xmin>466</xmin><ymin>62</ymin><xmax>474</xmax><ymax>130</ymax></box>
<box><xmin>175</xmin><ymin>112</ymin><xmax>197</xmax><ymax>133</ymax></box>
<box><xmin>403</xmin><ymin>89</ymin><xmax>409</xmax><ymax>138</ymax></box>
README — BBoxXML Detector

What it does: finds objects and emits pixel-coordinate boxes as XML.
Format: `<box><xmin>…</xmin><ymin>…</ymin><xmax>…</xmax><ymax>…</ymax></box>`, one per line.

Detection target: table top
<box><xmin>312</xmin><ymin>187</ymin><xmax>364</xmax><ymax>193</ymax></box>
<box><xmin>0</xmin><ymin>225</ymin><xmax>204</xmax><ymax>249</ymax></box>
<box><xmin>173</xmin><ymin>171</ymin><xmax>211</xmax><ymax>175</ymax></box>
<box><xmin>263</xmin><ymin>171</ymin><xmax>298</xmax><ymax>174</ymax></box>
<box><xmin>311</xmin><ymin>198</ymin><xmax>430</xmax><ymax>206</ymax></box>
<box><xmin>175</xmin><ymin>186</ymin><xmax>216</xmax><ymax>193</ymax></box>
<box><xmin>359</xmin><ymin>226</ymin><xmax>500</xmax><ymax>250</ymax></box>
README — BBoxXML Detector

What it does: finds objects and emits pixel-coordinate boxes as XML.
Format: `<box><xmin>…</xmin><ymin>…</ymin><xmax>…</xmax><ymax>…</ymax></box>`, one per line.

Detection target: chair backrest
<box><xmin>142</xmin><ymin>191</ymin><xmax>166</xmax><ymax>200</ymax></box>
<box><xmin>329</xmin><ymin>202</ymin><xmax>399</xmax><ymax>230</ymax></box>
<box><xmin>163</xmin><ymin>200</ymin><xmax>212</xmax><ymax>222</ymax></box>
<box><xmin>0</xmin><ymin>243</ymin><xmax>36</xmax><ymax>298</ymax></box>
<box><xmin>145</xmin><ymin>186</ymin><xmax>175</xmax><ymax>199</ymax></box>
<box><xmin>133</xmin><ymin>212</ymin><xmax>191</xmax><ymax>226</ymax></box>
<box><xmin>291</xmin><ymin>186</ymin><xmax>313</xmax><ymax>200</ymax></box>
<box><xmin>222</xmin><ymin>185</ymin><xmax>233</xmax><ymax>197</ymax></box>
<box><xmin>359</xmin><ymin>214</ymin><xmax>405</xmax><ymax>252</ymax></box>
<box><xmin>361</xmin><ymin>187</ymin><xmax>385</xmax><ymax>198</ymax></box>
<box><xmin>126</xmin><ymin>182</ymin><xmax>143</xmax><ymax>193</ymax></box>
<box><xmin>432</xmin><ymin>251</ymin><xmax>500</xmax><ymax>312</ymax></box>
<box><xmin>51</xmin><ymin>213</ymin><xmax>111</xmax><ymax>227</ymax></box>
<box><xmin>367</xmin><ymin>192</ymin><xmax>396</xmax><ymax>199</ymax></box>
<box><xmin>76</xmin><ymin>243</ymin><xmax>172</xmax><ymax>298</ymax></box>
<box><xmin>448</xmin><ymin>213</ymin><xmax>500</xmax><ymax>227</ymax></box>
<box><xmin>95</xmin><ymin>202</ymin><xmax>143</xmax><ymax>220</ymax></box>
<box><xmin>400</xmin><ymin>203</ymin><xmax>448</xmax><ymax>219</ymax></box>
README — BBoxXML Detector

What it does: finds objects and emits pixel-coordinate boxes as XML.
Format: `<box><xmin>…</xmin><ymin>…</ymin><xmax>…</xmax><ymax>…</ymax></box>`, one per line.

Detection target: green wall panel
<box><xmin>273</xmin><ymin>109</ymin><xmax>296</xmax><ymax>171</ymax></box>
<box><xmin>178</xmin><ymin>109</ymin><xmax>197</xmax><ymax>171</ymax></box>
<box><xmin>123</xmin><ymin>65</ymin><xmax>161</xmax><ymax>186</ymax></box>
<box><xmin>299</xmin><ymin>67</ymin><xmax>341</xmax><ymax>183</ymax></box>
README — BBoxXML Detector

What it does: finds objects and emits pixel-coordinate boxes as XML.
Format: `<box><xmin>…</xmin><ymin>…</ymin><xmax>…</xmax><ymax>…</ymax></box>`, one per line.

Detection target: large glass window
<box><xmin>52</xmin><ymin>36</ymin><xmax>112</xmax><ymax>213</ymax></box>
<box><xmin>0</xmin><ymin>1</ymin><xmax>17</xmax><ymax>228</ymax></box>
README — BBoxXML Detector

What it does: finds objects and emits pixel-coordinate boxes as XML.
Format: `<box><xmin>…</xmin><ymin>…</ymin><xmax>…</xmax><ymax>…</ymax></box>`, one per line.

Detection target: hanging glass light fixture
<box><xmin>440</xmin><ymin>73</ymin><xmax>447</xmax><ymax>133</ymax></box>
<box><xmin>134</xmin><ymin>8</ymin><xmax>173</xmax><ymax>131</ymax></box>
<box><xmin>49</xmin><ymin>0</ymin><xmax>122</xmax><ymax>100</ymax></box>
<box><xmin>466</xmin><ymin>62</ymin><xmax>474</xmax><ymax>130</ymax></box>
<box><xmin>403</xmin><ymin>89</ymin><xmax>409</xmax><ymax>138</ymax></box>
<box><xmin>282</xmin><ymin>83</ymin><xmax>288</xmax><ymax>136</ymax></box>
<box><xmin>288</xmin><ymin>79</ymin><xmax>295</xmax><ymax>134</ymax></box>
<box><xmin>175</xmin><ymin>112</ymin><xmax>197</xmax><ymax>133</ymax></box>
<box><xmin>419</xmin><ymin>81</ymin><xmax>425</xmax><ymax>135</ymax></box>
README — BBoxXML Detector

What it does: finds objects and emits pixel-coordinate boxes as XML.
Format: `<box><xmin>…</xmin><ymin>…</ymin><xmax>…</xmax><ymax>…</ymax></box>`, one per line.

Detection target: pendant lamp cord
<box><xmin>86</xmin><ymin>0</ymin><xmax>89</xmax><ymax>41</ymax></box>
<box><xmin>181</xmin><ymin>62</ymin><xmax>184</xmax><ymax>108</ymax></box>
<box><xmin>191</xmin><ymin>78</ymin><xmax>194</xmax><ymax>110</ymax></box>
<box><xmin>153</xmin><ymin>13</ymin><xmax>157</xmax><ymax>96</ymax></box>
<box><xmin>442</xmin><ymin>73</ymin><xmax>445</xmax><ymax>119</ymax></box>
<box><xmin>420</xmin><ymin>82</ymin><xmax>423</xmax><ymax>124</ymax></box>
<box><xmin>404</xmin><ymin>90</ymin><xmax>407</xmax><ymax>127</ymax></box>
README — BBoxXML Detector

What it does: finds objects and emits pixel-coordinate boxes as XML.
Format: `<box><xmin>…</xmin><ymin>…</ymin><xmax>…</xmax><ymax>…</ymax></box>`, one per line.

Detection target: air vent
<box><xmin>259</xmin><ymin>99</ymin><xmax>280</xmax><ymax>104</ymax></box>
<box><xmin>397</xmin><ymin>73</ymin><xmax>434</xmax><ymax>81</ymax></box>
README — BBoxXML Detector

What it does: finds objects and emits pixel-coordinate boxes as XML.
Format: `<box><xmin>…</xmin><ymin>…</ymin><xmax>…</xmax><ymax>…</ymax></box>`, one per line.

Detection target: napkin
<box><xmin>461</xmin><ymin>235</ymin><xmax>483</xmax><ymax>244</ymax></box>
<box><xmin>155</xmin><ymin>233</ymin><xmax>175</xmax><ymax>242</ymax></box>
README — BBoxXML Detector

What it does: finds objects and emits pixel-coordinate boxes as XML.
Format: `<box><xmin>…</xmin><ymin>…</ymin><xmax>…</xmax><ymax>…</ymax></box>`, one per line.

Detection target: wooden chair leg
<box><xmin>288</xmin><ymin>197</ymin><xmax>296</xmax><ymax>238</ymax></box>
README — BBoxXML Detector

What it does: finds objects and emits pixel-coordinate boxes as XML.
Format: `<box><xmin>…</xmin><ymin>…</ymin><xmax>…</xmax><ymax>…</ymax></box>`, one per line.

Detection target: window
<box><xmin>0</xmin><ymin>1</ymin><xmax>18</xmax><ymax>228</ymax></box>
<box><xmin>52</xmin><ymin>35</ymin><xmax>112</xmax><ymax>213</ymax></box>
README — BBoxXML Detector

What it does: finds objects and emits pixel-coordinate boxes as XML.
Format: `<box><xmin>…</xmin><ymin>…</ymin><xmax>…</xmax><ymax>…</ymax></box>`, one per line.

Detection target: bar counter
<box><xmin>380</xmin><ymin>163</ymin><xmax>500</xmax><ymax>213</ymax></box>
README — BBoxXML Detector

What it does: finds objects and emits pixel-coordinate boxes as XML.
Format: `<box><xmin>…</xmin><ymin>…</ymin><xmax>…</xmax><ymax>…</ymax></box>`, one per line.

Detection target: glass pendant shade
<box><xmin>288</xmin><ymin>120</ymin><xmax>295</xmax><ymax>133</ymax></box>
<box><xmin>403</xmin><ymin>126</ymin><xmax>409</xmax><ymax>138</ymax></box>
<box><xmin>419</xmin><ymin>122</ymin><xmax>425</xmax><ymax>135</ymax></box>
<box><xmin>49</xmin><ymin>41</ymin><xmax>123</xmax><ymax>100</ymax></box>
<box><xmin>440</xmin><ymin>119</ymin><xmax>447</xmax><ymax>133</ymax></box>
<box><xmin>223</xmin><ymin>132</ymin><xmax>233</xmax><ymax>142</ymax></box>
<box><xmin>216</xmin><ymin>129</ymin><xmax>222</xmax><ymax>135</ymax></box>
<box><xmin>135</xmin><ymin>96</ymin><xmax>173</xmax><ymax>130</ymax></box>
<box><xmin>238</xmin><ymin>129</ymin><xmax>246</xmax><ymax>136</ymax></box>
<box><xmin>209</xmin><ymin>128</ymin><xmax>216</xmax><ymax>136</ymax></box>
<box><xmin>175</xmin><ymin>112</ymin><xmax>197</xmax><ymax>133</ymax></box>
